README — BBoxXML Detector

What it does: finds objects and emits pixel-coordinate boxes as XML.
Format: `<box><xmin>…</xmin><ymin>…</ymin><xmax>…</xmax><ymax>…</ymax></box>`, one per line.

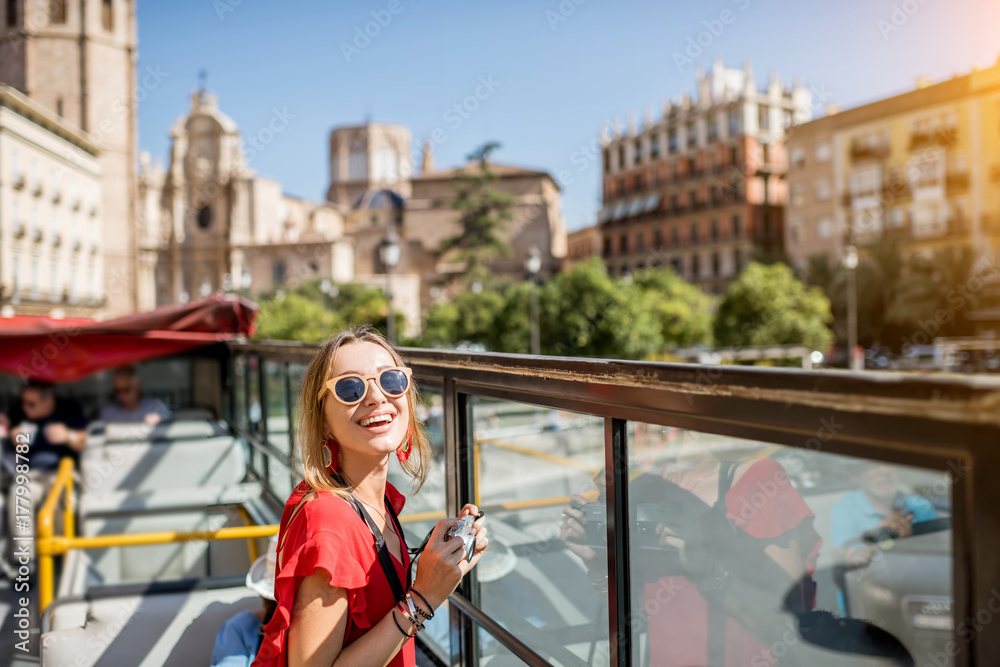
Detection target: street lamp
<box><xmin>525</xmin><ymin>246</ymin><xmax>542</xmax><ymax>355</ymax></box>
<box><xmin>379</xmin><ymin>229</ymin><xmax>401</xmax><ymax>344</ymax></box>
<box><xmin>843</xmin><ymin>245</ymin><xmax>861</xmax><ymax>371</ymax></box>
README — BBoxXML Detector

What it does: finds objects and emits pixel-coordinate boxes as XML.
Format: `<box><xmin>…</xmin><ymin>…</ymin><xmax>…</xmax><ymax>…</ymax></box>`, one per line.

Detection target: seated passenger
<box><xmin>99</xmin><ymin>365</ymin><xmax>171</xmax><ymax>424</ymax></box>
<box><xmin>211</xmin><ymin>536</ymin><xmax>278</xmax><ymax>666</ymax></box>
<box><xmin>2</xmin><ymin>380</ymin><xmax>87</xmax><ymax>568</ymax></box>
<box><xmin>830</xmin><ymin>461</ymin><xmax>938</xmax><ymax>615</ymax></box>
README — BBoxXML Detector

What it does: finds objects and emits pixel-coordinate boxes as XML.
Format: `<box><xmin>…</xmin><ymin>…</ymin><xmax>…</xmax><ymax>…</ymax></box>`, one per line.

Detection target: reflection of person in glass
<box><xmin>563</xmin><ymin>443</ymin><xmax>822</xmax><ymax>665</ymax></box>
<box><xmin>830</xmin><ymin>462</ymin><xmax>938</xmax><ymax>613</ymax></box>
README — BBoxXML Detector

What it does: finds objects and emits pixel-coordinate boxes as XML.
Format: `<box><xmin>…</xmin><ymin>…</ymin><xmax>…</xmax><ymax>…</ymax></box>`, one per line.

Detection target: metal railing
<box><xmin>229</xmin><ymin>340</ymin><xmax>1000</xmax><ymax>667</ymax></box>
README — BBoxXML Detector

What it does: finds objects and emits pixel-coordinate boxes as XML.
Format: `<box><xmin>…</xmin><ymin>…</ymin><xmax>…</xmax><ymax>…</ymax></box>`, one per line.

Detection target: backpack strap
<box><xmin>348</xmin><ymin>493</ymin><xmax>408</xmax><ymax>607</ymax></box>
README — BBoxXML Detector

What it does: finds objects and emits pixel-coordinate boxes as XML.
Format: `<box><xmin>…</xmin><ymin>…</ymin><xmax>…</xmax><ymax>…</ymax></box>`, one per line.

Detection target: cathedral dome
<box><xmin>352</xmin><ymin>188</ymin><xmax>405</xmax><ymax>211</ymax></box>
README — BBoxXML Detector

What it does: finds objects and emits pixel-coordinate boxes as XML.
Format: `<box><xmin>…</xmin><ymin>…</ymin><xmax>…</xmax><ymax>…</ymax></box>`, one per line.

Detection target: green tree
<box><xmin>421</xmin><ymin>288</ymin><xmax>506</xmax><ymax>350</ymax></box>
<box><xmin>254</xmin><ymin>292</ymin><xmax>341</xmax><ymax>343</ymax></box>
<box><xmin>541</xmin><ymin>258</ymin><xmax>662</xmax><ymax>359</ymax></box>
<box><xmin>632</xmin><ymin>267</ymin><xmax>714</xmax><ymax>348</ymax></box>
<box><xmin>714</xmin><ymin>262</ymin><xmax>834</xmax><ymax>350</ymax></box>
<box><xmin>886</xmin><ymin>245</ymin><xmax>976</xmax><ymax>339</ymax></box>
<box><xmin>437</xmin><ymin>142</ymin><xmax>515</xmax><ymax>284</ymax></box>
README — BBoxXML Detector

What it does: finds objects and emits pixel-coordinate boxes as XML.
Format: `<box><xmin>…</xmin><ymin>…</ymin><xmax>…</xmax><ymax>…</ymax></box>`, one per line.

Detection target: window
<box><xmin>728</xmin><ymin>110</ymin><xmax>740</xmax><ymax>135</ymax></box>
<box><xmin>782</xmin><ymin>110</ymin><xmax>793</xmax><ymax>129</ymax></box>
<box><xmin>692</xmin><ymin>253</ymin><xmax>701</xmax><ymax>278</ymax></box>
<box><xmin>668</xmin><ymin>129</ymin><xmax>678</xmax><ymax>153</ymax></box>
<box><xmin>815</xmin><ymin>140</ymin><xmax>831</xmax><ymax>162</ymax></box>
<box><xmin>790</xmin><ymin>183</ymin><xmax>805</xmax><ymax>206</ymax></box>
<box><xmin>732</xmin><ymin>214</ymin><xmax>741</xmax><ymax>237</ymax></box>
<box><xmin>634</xmin><ymin>139</ymin><xmax>642</xmax><ymax>164</ymax></box>
<box><xmin>671</xmin><ymin>256</ymin><xmax>682</xmax><ymax>274</ymax></box>
<box><xmin>273</xmin><ymin>260</ymin><xmax>287</xmax><ymax>286</ymax></box>
<box><xmin>670</xmin><ymin>225</ymin><xmax>679</xmax><ymax>247</ymax></box>
<box><xmin>50</xmin><ymin>259</ymin><xmax>59</xmax><ymax>302</ymax></box>
<box><xmin>603</xmin><ymin>237</ymin><xmax>612</xmax><ymax>257</ymax></box>
<box><xmin>101</xmin><ymin>0</ymin><xmax>113</xmax><ymax>30</ymax></box>
<box><xmin>372</xmin><ymin>148</ymin><xmax>400</xmax><ymax>183</ymax></box>
<box><xmin>818</xmin><ymin>218</ymin><xmax>834</xmax><ymax>239</ymax></box>
<box><xmin>618</xmin><ymin>146</ymin><xmax>625</xmax><ymax>169</ymax></box>
<box><xmin>815</xmin><ymin>178</ymin><xmax>831</xmax><ymax>201</ymax></box>
<box><xmin>687</xmin><ymin>157</ymin><xmax>696</xmax><ymax>176</ymax></box>
<box><xmin>603</xmin><ymin>149</ymin><xmax>611</xmax><ymax>174</ymax></box>
<box><xmin>196</xmin><ymin>205</ymin><xmax>212</xmax><ymax>230</ymax></box>
<box><xmin>789</xmin><ymin>218</ymin><xmax>802</xmax><ymax>244</ymax></box>
<box><xmin>670</xmin><ymin>193</ymin><xmax>678</xmax><ymax>212</ymax></box>
<box><xmin>6</xmin><ymin>0</ymin><xmax>16</xmax><ymax>27</ymax></box>
<box><xmin>712</xmin><ymin>252</ymin><xmax>721</xmax><ymax>277</ymax></box>
<box><xmin>689</xmin><ymin>221</ymin><xmax>699</xmax><ymax>244</ymax></box>
<box><xmin>29</xmin><ymin>160</ymin><xmax>37</xmax><ymax>192</ymax></box>
<box><xmin>686</xmin><ymin>123</ymin><xmax>697</xmax><ymax>148</ymax></box>
<box><xmin>653</xmin><ymin>228</ymin><xmax>662</xmax><ymax>249</ymax></box>
<box><xmin>730</xmin><ymin>146</ymin><xmax>738</xmax><ymax>166</ymax></box>
<box><xmin>789</xmin><ymin>145</ymin><xmax>805</xmax><ymax>168</ymax></box>
<box><xmin>635</xmin><ymin>232</ymin><xmax>644</xmax><ymax>252</ymax></box>
<box><xmin>707</xmin><ymin>116</ymin><xmax>718</xmax><ymax>143</ymax></box>
<box><xmin>50</xmin><ymin>0</ymin><xmax>66</xmax><ymax>23</ymax></box>
<box><xmin>733</xmin><ymin>247</ymin><xmax>742</xmax><ymax>273</ymax></box>
<box><xmin>12</xmin><ymin>253</ymin><xmax>20</xmax><ymax>298</ymax></box>
<box><xmin>758</xmin><ymin>105</ymin><xmax>769</xmax><ymax>132</ymax></box>
<box><xmin>11</xmin><ymin>148</ymin><xmax>20</xmax><ymax>181</ymax></box>
<box><xmin>650</xmin><ymin>137</ymin><xmax>660</xmax><ymax>159</ymax></box>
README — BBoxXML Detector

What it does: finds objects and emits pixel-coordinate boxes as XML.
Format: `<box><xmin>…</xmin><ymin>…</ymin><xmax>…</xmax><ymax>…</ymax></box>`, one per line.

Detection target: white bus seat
<box><xmin>42</xmin><ymin>586</ymin><xmax>260</xmax><ymax>667</ymax></box>
<box><xmin>79</xmin><ymin>482</ymin><xmax>263</xmax><ymax>518</ymax></box>
<box><xmin>86</xmin><ymin>419</ymin><xmax>228</xmax><ymax>447</ymax></box>
<box><xmin>79</xmin><ymin>436</ymin><xmax>245</xmax><ymax>496</ymax></box>
<box><xmin>74</xmin><ymin>511</ymin><xmax>253</xmax><ymax>589</ymax></box>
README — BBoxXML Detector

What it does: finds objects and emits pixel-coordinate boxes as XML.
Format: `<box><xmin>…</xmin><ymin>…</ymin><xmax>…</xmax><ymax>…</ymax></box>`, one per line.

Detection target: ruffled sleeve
<box><xmin>252</xmin><ymin>489</ymin><xmax>378</xmax><ymax>666</ymax></box>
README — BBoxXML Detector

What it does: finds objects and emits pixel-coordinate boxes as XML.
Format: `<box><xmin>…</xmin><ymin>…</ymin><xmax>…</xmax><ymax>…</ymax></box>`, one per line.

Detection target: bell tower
<box><xmin>0</xmin><ymin>0</ymin><xmax>139</xmax><ymax>314</ymax></box>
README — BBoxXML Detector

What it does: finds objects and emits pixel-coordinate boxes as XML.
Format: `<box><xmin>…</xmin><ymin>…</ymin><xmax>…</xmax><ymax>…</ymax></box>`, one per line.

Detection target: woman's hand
<box><xmin>412</xmin><ymin>508</ymin><xmax>488</xmax><ymax>610</ymax></box>
<box><xmin>560</xmin><ymin>495</ymin><xmax>599</xmax><ymax>562</ymax></box>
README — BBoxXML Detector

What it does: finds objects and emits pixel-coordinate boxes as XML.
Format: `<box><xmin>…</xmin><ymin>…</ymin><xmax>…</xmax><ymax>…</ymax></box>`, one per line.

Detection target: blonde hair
<box><xmin>297</xmin><ymin>325</ymin><xmax>431</xmax><ymax>495</ymax></box>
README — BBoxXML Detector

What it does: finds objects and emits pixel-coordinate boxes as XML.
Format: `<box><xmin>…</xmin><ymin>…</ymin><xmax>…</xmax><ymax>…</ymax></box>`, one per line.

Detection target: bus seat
<box><xmin>80</xmin><ymin>436</ymin><xmax>245</xmax><ymax>495</ymax></box>
<box><xmin>79</xmin><ymin>482</ymin><xmax>263</xmax><ymax>518</ymax></box>
<box><xmin>86</xmin><ymin>418</ymin><xmax>228</xmax><ymax>447</ymax></box>
<box><xmin>42</xmin><ymin>586</ymin><xmax>260</xmax><ymax>667</ymax></box>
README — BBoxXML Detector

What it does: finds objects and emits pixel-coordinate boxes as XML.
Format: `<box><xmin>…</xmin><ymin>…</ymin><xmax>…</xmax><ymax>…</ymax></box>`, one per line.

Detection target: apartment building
<box><xmin>0</xmin><ymin>85</ymin><xmax>103</xmax><ymax>316</ymax></box>
<box><xmin>784</xmin><ymin>58</ymin><xmax>1000</xmax><ymax>272</ymax></box>
<box><xmin>598</xmin><ymin>59</ymin><xmax>812</xmax><ymax>293</ymax></box>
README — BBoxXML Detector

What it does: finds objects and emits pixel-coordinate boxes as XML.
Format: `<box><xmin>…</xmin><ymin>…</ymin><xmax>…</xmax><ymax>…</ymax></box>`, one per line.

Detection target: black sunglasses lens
<box><xmin>378</xmin><ymin>370</ymin><xmax>408</xmax><ymax>396</ymax></box>
<box><xmin>334</xmin><ymin>377</ymin><xmax>367</xmax><ymax>403</ymax></box>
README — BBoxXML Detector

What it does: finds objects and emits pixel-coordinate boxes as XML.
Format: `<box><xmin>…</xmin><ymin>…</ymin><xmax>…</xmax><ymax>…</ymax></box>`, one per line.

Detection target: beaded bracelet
<box><xmin>408</xmin><ymin>588</ymin><xmax>434</xmax><ymax>620</ymax></box>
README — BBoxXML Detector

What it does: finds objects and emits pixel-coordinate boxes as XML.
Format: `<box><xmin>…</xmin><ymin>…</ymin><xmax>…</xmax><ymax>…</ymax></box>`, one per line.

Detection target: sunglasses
<box><xmin>318</xmin><ymin>367</ymin><xmax>413</xmax><ymax>405</ymax></box>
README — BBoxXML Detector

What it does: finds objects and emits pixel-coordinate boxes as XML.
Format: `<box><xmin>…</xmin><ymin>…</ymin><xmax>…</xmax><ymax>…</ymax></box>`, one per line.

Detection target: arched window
<box><xmin>50</xmin><ymin>0</ymin><xmax>67</xmax><ymax>23</ymax></box>
<box><xmin>6</xmin><ymin>0</ymin><xmax>17</xmax><ymax>27</ymax></box>
<box><xmin>196</xmin><ymin>205</ymin><xmax>212</xmax><ymax>230</ymax></box>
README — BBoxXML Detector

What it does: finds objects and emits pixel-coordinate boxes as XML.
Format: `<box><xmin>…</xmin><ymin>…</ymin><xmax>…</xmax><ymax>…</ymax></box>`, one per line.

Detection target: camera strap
<box><xmin>348</xmin><ymin>493</ymin><xmax>410</xmax><ymax>607</ymax></box>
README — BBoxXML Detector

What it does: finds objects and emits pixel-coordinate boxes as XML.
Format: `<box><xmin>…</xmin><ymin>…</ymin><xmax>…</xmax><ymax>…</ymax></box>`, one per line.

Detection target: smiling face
<box><xmin>322</xmin><ymin>341</ymin><xmax>410</xmax><ymax>465</ymax></box>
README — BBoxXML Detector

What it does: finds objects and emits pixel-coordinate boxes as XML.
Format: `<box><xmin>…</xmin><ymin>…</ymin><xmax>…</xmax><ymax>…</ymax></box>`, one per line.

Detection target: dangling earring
<box><xmin>323</xmin><ymin>435</ymin><xmax>340</xmax><ymax>472</ymax></box>
<box><xmin>396</xmin><ymin>427</ymin><xmax>412</xmax><ymax>463</ymax></box>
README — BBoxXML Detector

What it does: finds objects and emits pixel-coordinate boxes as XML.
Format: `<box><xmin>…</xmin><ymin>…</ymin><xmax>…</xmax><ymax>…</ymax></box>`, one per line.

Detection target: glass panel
<box><xmin>479</xmin><ymin>623</ymin><xmax>530</xmax><ymax>666</ymax></box>
<box><xmin>233</xmin><ymin>356</ymin><xmax>247</xmax><ymax>431</ymax></box>
<box><xmin>472</xmin><ymin>397</ymin><xmax>608</xmax><ymax>665</ymax></box>
<box><xmin>388</xmin><ymin>385</ymin><xmax>449</xmax><ymax>662</ymax></box>
<box><xmin>247</xmin><ymin>356</ymin><xmax>262</xmax><ymax>439</ymax></box>
<box><xmin>265</xmin><ymin>360</ymin><xmax>290</xmax><ymax>455</ymax></box>
<box><xmin>625</xmin><ymin>422</ymin><xmax>953</xmax><ymax>666</ymax></box>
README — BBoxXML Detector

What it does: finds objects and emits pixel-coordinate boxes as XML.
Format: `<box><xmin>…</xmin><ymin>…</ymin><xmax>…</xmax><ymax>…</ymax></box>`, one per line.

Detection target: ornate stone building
<box><xmin>138</xmin><ymin>91</ymin><xmax>353</xmax><ymax>306</ymax></box>
<box><xmin>0</xmin><ymin>0</ymin><xmax>139</xmax><ymax>315</ymax></box>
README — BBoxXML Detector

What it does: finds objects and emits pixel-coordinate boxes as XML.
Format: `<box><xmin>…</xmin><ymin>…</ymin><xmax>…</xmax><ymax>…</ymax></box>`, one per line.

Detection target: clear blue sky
<box><xmin>136</xmin><ymin>0</ymin><xmax>997</xmax><ymax>232</ymax></box>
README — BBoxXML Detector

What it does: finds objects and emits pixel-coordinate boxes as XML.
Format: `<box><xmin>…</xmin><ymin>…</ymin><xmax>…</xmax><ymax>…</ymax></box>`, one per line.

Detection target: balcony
<box><xmin>12</xmin><ymin>221</ymin><xmax>25</xmax><ymax>238</ymax></box>
<box><xmin>52</xmin><ymin>231</ymin><xmax>62</xmax><ymax>247</ymax></box>
<box><xmin>11</xmin><ymin>171</ymin><xmax>25</xmax><ymax>190</ymax></box>
<box><xmin>31</xmin><ymin>227</ymin><xmax>42</xmax><ymax>243</ymax></box>
<box><xmin>910</xmin><ymin>127</ymin><xmax>957</xmax><ymax>151</ymax></box>
<box><xmin>850</xmin><ymin>142</ymin><xmax>889</xmax><ymax>162</ymax></box>
<box><xmin>946</xmin><ymin>172</ymin><xmax>970</xmax><ymax>193</ymax></box>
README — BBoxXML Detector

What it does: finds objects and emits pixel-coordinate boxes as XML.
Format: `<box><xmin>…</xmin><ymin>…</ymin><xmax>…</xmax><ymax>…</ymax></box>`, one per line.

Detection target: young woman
<box><xmin>253</xmin><ymin>326</ymin><xmax>487</xmax><ymax>667</ymax></box>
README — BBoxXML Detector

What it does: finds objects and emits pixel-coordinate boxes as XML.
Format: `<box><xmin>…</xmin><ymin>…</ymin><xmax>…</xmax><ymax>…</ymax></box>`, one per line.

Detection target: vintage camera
<box><xmin>446</xmin><ymin>514</ymin><xmax>477</xmax><ymax>562</ymax></box>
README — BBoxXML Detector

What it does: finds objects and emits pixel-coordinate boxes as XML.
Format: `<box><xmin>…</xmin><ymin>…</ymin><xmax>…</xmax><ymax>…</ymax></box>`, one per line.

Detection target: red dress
<box><xmin>643</xmin><ymin>458</ymin><xmax>822</xmax><ymax>667</ymax></box>
<box><xmin>252</xmin><ymin>481</ymin><xmax>415</xmax><ymax>667</ymax></box>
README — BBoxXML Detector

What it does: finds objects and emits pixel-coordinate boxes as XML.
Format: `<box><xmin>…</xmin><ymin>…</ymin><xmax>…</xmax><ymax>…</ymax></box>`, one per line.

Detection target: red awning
<box><xmin>0</xmin><ymin>295</ymin><xmax>257</xmax><ymax>382</ymax></box>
